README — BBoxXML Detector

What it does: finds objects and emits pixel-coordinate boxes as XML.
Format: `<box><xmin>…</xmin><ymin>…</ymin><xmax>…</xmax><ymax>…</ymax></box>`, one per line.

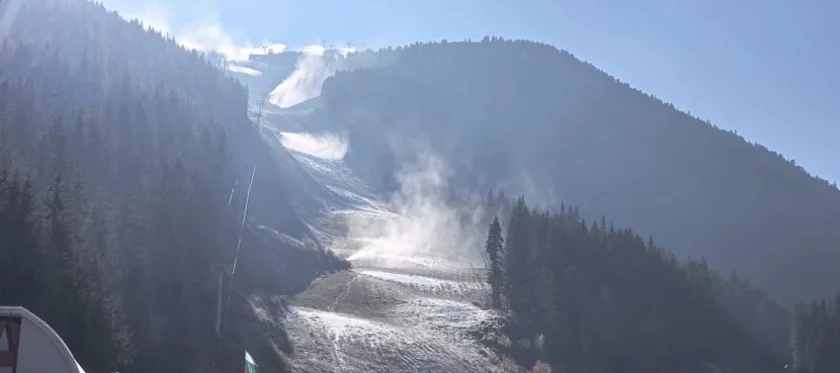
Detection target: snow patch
<box><xmin>228</xmin><ymin>64</ymin><xmax>263</xmax><ymax>76</ymax></box>
<box><xmin>288</xmin><ymin>307</ymin><xmax>490</xmax><ymax>373</ymax></box>
<box><xmin>280</xmin><ymin>132</ymin><xmax>348</xmax><ymax>161</ymax></box>
<box><xmin>294</xmin><ymin>308</ymin><xmax>391</xmax><ymax>337</ymax></box>
<box><xmin>392</xmin><ymin>298</ymin><xmax>492</xmax><ymax>334</ymax></box>
<box><xmin>348</xmin><ymin>250</ymin><xmax>474</xmax><ymax>270</ymax></box>
<box><xmin>293</xmin><ymin>154</ymin><xmax>337</xmax><ymax>175</ymax></box>
<box><xmin>331</xmin><ymin>208</ymin><xmax>398</xmax><ymax>221</ymax></box>
<box><xmin>291</xmin><ymin>307</ymin><xmax>401</xmax><ymax>367</ymax></box>
<box><xmin>326</xmin><ymin>186</ymin><xmax>382</xmax><ymax>210</ymax></box>
<box><xmin>357</xmin><ymin>270</ymin><xmax>484</xmax><ymax>295</ymax></box>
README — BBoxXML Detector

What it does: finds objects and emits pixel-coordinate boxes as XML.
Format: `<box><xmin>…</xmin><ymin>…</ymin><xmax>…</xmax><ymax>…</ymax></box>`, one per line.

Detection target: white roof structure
<box><xmin>0</xmin><ymin>306</ymin><xmax>86</xmax><ymax>373</ymax></box>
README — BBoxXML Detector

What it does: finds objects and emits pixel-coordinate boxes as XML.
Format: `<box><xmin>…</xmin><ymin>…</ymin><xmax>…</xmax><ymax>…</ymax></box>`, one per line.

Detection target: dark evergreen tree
<box><xmin>789</xmin><ymin>294</ymin><xmax>840</xmax><ymax>373</ymax></box>
<box><xmin>505</xmin><ymin>197</ymin><xmax>533</xmax><ymax>324</ymax></box>
<box><xmin>485</xmin><ymin>216</ymin><xmax>505</xmax><ymax>309</ymax></box>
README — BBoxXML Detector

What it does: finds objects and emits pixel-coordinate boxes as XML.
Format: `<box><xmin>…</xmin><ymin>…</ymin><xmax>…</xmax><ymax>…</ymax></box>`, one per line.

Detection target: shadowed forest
<box><xmin>0</xmin><ymin>0</ymin><xmax>346</xmax><ymax>371</ymax></box>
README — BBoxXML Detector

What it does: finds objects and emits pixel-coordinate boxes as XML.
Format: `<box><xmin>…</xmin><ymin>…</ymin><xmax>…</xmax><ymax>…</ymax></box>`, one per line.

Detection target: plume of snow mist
<box><xmin>345</xmin><ymin>152</ymin><xmax>489</xmax><ymax>268</ymax></box>
<box><xmin>228</xmin><ymin>64</ymin><xmax>263</xmax><ymax>76</ymax></box>
<box><xmin>335</xmin><ymin>45</ymin><xmax>357</xmax><ymax>58</ymax></box>
<box><xmin>279</xmin><ymin>131</ymin><xmax>349</xmax><ymax>161</ymax></box>
<box><xmin>268</xmin><ymin>46</ymin><xmax>342</xmax><ymax>108</ymax></box>
<box><xmin>497</xmin><ymin>166</ymin><xmax>558</xmax><ymax>210</ymax></box>
<box><xmin>0</xmin><ymin>0</ymin><xmax>24</xmax><ymax>48</ymax></box>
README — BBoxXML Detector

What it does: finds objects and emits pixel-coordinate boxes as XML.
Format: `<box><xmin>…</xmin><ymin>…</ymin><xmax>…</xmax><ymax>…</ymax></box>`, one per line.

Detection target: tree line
<box><xmin>482</xmin><ymin>193</ymin><xmax>796</xmax><ymax>373</ymax></box>
<box><xmin>790</xmin><ymin>297</ymin><xmax>840</xmax><ymax>372</ymax></box>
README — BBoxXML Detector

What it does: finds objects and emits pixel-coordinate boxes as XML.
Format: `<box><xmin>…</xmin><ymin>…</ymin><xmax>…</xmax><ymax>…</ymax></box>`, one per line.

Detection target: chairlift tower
<box><xmin>211</xmin><ymin>263</ymin><xmax>234</xmax><ymax>337</ymax></box>
<box><xmin>254</xmin><ymin>98</ymin><xmax>267</xmax><ymax>134</ymax></box>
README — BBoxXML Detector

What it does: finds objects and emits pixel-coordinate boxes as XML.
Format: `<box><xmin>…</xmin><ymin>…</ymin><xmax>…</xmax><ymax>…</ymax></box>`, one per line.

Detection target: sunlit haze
<box><xmin>99</xmin><ymin>0</ymin><xmax>840</xmax><ymax>183</ymax></box>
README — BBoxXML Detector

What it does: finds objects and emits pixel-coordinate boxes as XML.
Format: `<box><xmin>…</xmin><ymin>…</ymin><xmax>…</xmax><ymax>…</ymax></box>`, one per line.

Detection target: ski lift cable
<box><xmin>221</xmin><ymin>164</ymin><xmax>256</xmax><ymax>331</ymax></box>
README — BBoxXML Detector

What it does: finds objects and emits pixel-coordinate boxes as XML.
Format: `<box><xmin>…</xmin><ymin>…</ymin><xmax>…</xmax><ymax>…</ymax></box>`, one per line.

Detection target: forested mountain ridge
<box><xmin>0</xmin><ymin>0</ymin><xmax>347</xmax><ymax>371</ymax></box>
<box><xmin>1</xmin><ymin>0</ymin><xmax>838</xmax><ymax>371</ymax></box>
<box><xmin>321</xmin><ymin>38</ymin><xmax>840</xmax><ymax>303</ymax></box>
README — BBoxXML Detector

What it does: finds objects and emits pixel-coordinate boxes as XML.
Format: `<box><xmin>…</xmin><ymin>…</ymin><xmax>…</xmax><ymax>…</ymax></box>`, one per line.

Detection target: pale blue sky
<box><xmin>104</xmin><ymin>0</ymin><xmax>839</xmax><ymax>183</ymax></box>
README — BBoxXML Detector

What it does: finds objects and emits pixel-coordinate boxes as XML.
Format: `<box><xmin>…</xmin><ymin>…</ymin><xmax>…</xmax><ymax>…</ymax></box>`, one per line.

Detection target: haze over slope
<box><xmin>313</xmin><ymin>39</ymin><xmax>840</xmax><ymax>303</ymax></box>
<box><xmin>0</xmin><ymin>0</ymin><xmax>347</xmax><ymax>371</ymax></box>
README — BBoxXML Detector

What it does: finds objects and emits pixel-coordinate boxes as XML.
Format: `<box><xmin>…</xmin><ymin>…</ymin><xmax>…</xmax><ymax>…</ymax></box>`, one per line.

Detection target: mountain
<box><xmin>316</xmin><ymin>38</ymin><xmax>840</xmax><ymax>303</ymax></box>
<box><xmin>2</xmin><ymin>0</ymin><xmax>839</xmax><ymax>371</ymax></box>
<box><xmin>0</xmin><ymin>0</ymin><xmax>346</xmax><ymax>371</ymax></box>
<box><xmin>233</xmin><ymin>41</ymin><xmax>799</xmax><ymax>372</ymax></box>
<box><xmin>244</xmin><ymin>91</ymin><xmax>793</xmax><ymax>372</ymax></box>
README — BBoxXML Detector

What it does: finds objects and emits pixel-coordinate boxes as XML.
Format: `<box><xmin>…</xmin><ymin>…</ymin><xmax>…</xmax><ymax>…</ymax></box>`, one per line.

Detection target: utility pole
<box><xmin>211</xmin><ymin>263</ymin><xmax>233</xmax><ymax>337</ymax></box>
<box><xmin>255</xmin><ymin>98</ymin><xmax>267</xmax><ymax>135</ymax></box>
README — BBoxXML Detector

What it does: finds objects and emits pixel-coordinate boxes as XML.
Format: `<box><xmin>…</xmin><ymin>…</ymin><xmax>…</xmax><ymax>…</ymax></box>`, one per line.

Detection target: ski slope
<box><xmin>284</xmin><ymin>268</ymin><xmax>494</xmax><ymax>373</ymax></box>
<box><xmin>257</xmin><ymin>104</ymin><xmax>500</xmax><ymax>373</ymax></box>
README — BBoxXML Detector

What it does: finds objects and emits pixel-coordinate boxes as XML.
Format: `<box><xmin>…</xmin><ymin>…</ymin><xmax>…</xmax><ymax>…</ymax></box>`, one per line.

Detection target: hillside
<box><xmin>3</xmin><ymin>1</ymin><xmax>840</xmax><ymax>372</ymax></box>
<box><xmin>320</xmin><ymin>38</ymin><xmax>840</xmax><ymax>303</ymax></box>
<box><xmin>245</xmin><ymin>90</ymin><xmax>794</xmax><ymax>373</ymax></box>
<box><xmin>0</xmin><ymin>0</ymin><xmax>346</xmax><ymax>371</ymax></box>
<box><xmin>480</xmin><ymin>195</ymin><xmax>792</xmax><ymax>373</ymax></box>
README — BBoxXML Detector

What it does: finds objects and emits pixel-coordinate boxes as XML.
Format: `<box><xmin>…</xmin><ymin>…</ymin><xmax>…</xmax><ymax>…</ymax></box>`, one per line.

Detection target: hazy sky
<box><xmin>102</xmin><ymin>0</ymin><xmax>839</xmax><ymax>183</ymax></box>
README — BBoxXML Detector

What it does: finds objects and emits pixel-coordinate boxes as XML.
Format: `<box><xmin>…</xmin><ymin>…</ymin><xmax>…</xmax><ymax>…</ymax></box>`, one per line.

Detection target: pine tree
<box><xmin>790</xmin><ymin>303</ymin><xmax>808</xmax><ymax>371</ymax></box>
<box><xmin>0</xmin><ymin>172</ymin><xmax>39</xmax><ymax>305</ymax></box>
<box><xmin>485</xmin><ymin>216</ymin><xmax>505</xmax><ymax>309</ymax></box>
<box><xmin>505</xmin><ymin>196</ymin><xmax>533</xmax><ymax>322</ymax></box>
<box><xmin>531</xmin><ymin>214</ymin><xmax>555</xmax><ymax>329</ymax></box>
<box><xmin>789</xmin><ymin>294</ymin><xmax>840</xmax><ymax>372</ymax></box>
